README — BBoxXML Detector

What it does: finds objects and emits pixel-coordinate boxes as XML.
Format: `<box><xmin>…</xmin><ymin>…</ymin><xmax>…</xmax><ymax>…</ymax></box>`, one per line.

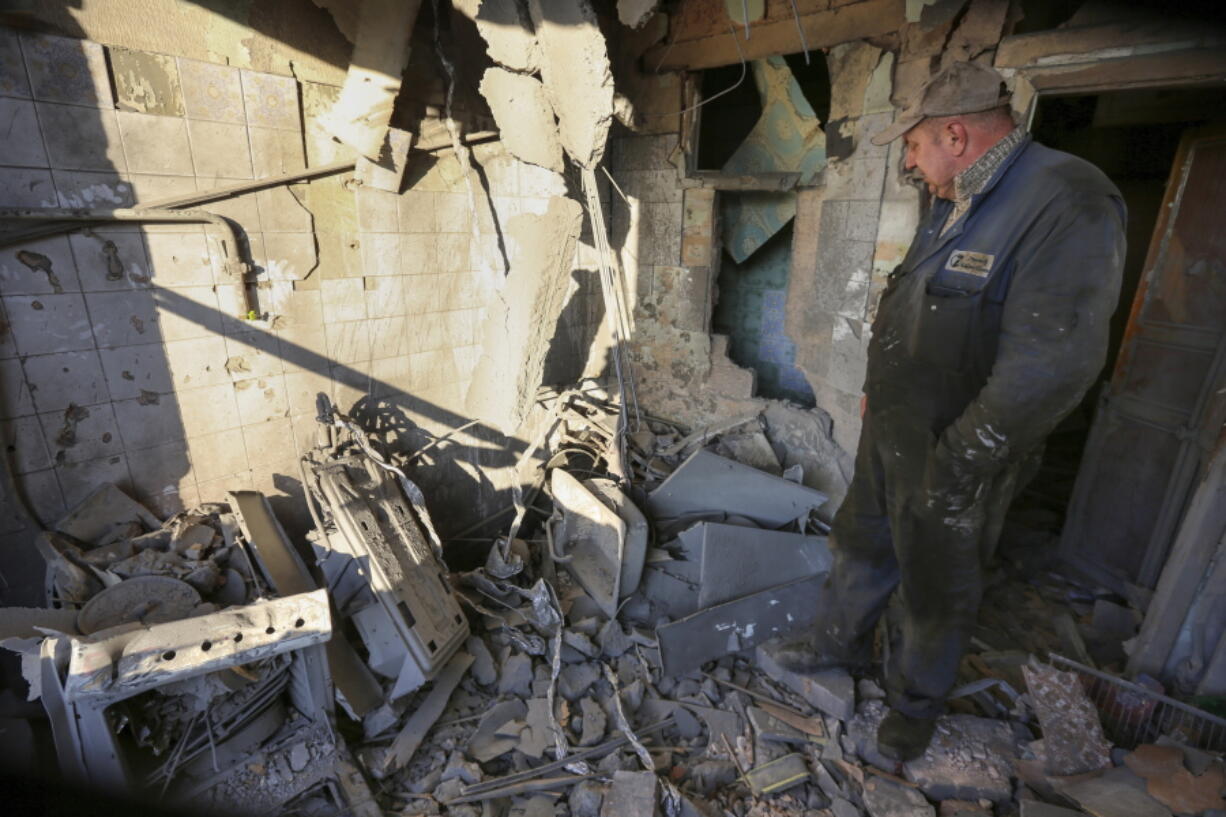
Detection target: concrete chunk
<box><xmin>526</xmin><ymin>0</ymin><xmax>614</xmax><ymax>168</ymax></box>
<box><xmin>863</xmin><ymin>775</ymin><xmax>935</xmax><ymax>817</ymax></box>
<box><xmin>1022</xmin><ymin>663</ymin><xmax>1112</xmax><ymax>776</ymax></box>
<box><xmin>498</xmin><ymin>653</ymin><xmax>534</xmax><ymax>698</ymax></box>
<box><xmin>902</xmin><ymin>714</ymin><xmax>1022</xmax><ymax>803</ymax></box>
<box><xmin>601</xmin><ymin>770</ymin><xmax>657</xmax><ymax>817</ymax></box>
<box><xmin>754</xmin><ymin>646</ymin><xmax>855</xmax><ymax>721</ymax></box>
<box><xmin>460</xmin><ymin>0</ymin><xmax>540</xmax><ymax>73</ymax></box>
<box><xmin>478</xmin><ymin>68</ymin><xmax>563</xmax><ymax>173</ymax></box>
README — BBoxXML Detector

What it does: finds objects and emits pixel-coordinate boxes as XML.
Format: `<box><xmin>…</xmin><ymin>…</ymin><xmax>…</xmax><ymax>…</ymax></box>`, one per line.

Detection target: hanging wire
<box><xmin>646</xmin><ymin>23</ymin><xmax>748</xmax><ymax>119</ymax></box>
<box><xmin>786</xmin><ymin>0</ymin><xmax>811</xmax><ymax>65</ymax></box>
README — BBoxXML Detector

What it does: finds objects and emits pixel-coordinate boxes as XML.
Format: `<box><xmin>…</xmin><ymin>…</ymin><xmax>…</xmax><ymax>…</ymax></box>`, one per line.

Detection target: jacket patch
<box><xmin>945</xmin><ymin>250</ymin><xmax>995</xmax><ymax>278</ymax></box>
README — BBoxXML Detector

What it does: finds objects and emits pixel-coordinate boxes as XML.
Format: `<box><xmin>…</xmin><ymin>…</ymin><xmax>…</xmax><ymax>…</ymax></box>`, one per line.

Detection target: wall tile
<box><xmin>176</xmin><ymin>382</ymin><xmax>241</xmax><ymax>437</ymax></box>
<box><xmin>360</xmin><ymin>232</ymin><xmax>401</xmax><ymax>277</ymax></box>
<box><xmin>56</xmin><ymin>453</ymin><xmax>132</xmax><ymax>509</ymax></box>
<box><xmin>163</xmin><ymin>335</ymin><xmax>230</xmax><ymax>390</ymax></box>
<box><xmin>22</xmin><ymin>349</ymin><xmax>109</xmax><ymax>412</ymax></box>
<box><xmin>398</xmin><ymin>190</ymin><xmax>437</xmax><ymax>234</ymax></box>
<box><xmin>435</xmin><ymin>233</ymin><xmax>470</xmax><ymax>274</ymax></box>
<box><xmin>69</xmin><ymin>231</ymin><xmax>151</xmax><ymax>291</ymax></box>
<box><xmin>97</xmin><ymin>343</ymin><xmax>172</xmax><ymax>400</ymax></box>
<box><xmin>86</xmin><ymin>289</ymin><xmax>161</xmax><ymax>347</ymax></box>
<box><xmin>434</xmin><ymin>191</ymin><xmax>471</xmax><ymax>234</ymax></box>
<box><xmin>242</xmin><ymin>417</ymin><xmax>294</xmax><ymax>468</ymax></box>
<box><xmin>325</xmin><ymin>320</ymin><xmax>371</xmax><ymax>364</ymax></box>
<box><xmin>4</xmin><ymin>293</ymin><xmax>93</xmax><ymax>355</ymax></box>
<box><xmin>4</xmin><ymin>414</ymin><xmax>51</xmax><ymax>473</ymax></box>
<box><xmin>233</xmin><ymin>373</ymin><xmax>288</xmax><ymax>425</ymax></box>
<box><xmin>0</xmin><ymin>166</ymin><xmax>56</xmax><ymax>207</ymax></box>
<box><xmin>37</xmin><ymin>103</ymin><xmax>125</xmax><ymax>171</ymax></box>
<box><xmin>39</xmin><ymin>401</ymin><xmax>123</xmax><ymax>465</ymax></box>
<box><xmin>144</xmin><ymin>232</ymin><xmax>214</xmax><ymax>286</ymax></box>
<box><xmin>51</xmin><ymin>170</ymin><xmax>134</xmax><ymax>208</ymax></box>
<box><xmin>257</xmin><ymin>187</ymin><xmax>312</xmax><ymax>232</ymax></box>
<box><xmin>157</xmin><ymin>285</ymin><xmax>224</xmax><ymax>342</ymax></box>
<box><xmin>400</xmin><ymin>234</ymin><xmax>436</xmax><ymax>276</ymax></box>
<box><xmin>188</xmin><ymin>425</ymin><xmax>249</xmax><ymax>482</ymax></box>
<box><xmin>240</xmin><ymin>69</ymin><xmax>298</xmax><ymax>130</ymax></box>
<box><xmin>356</xmin><ymin>188</ymin><xmax>399</xmax><ymax>232</ymax></box>
<box><xmin>178</xmin><ymin>58</ymin><xmax>244</xmax><ymax>124</ymax></box>
<box><xmin>249</xmin><ymin>126</ymin><xmax>305</xmax><ymax>178</ymax></box>
<box><xmin>0</xmin><ymin>97</ymin><xmax>47</xmax><ymax>166</ymax></box>
<box><xmin>363</xmin><ymin>275</ymin><xmax>407</xmax><ymax>319</ymax></box>
<box><xmin>0</xmin><ymin>358</ymin><xmax>33</xmax><ymax>418</ymax></box>
<box><xmin>187</xmin><ymin>119</ymin><xmax>253</xmax><ymax>178</ymax></box>
<box><xmin>224</xmin><ymin>330</ymin><xmax>284</xmax><ymax>380</ymax></box>
<box><xmin>0</xmin><ymin>28</ymin><xmax>30</xmax><ymax>99</ymax></box>
<box><xmin>283</xmin><ymin>368</ymin><xmax>334</xmax><ymax>417</ymax></box>
<box><xmin>320</xmin><ymin>278</ymin><xmax>366</xmax><ymax>323</ymax></box>
<box><xmin>109</xmin><ymin>48</ymin><xmax>184</xmax><ymax>117</ymax></box>
<box><xmin>117</xmin><ymin>111</ymin><xmax>193</xmax><ymax>174</ymax></box>
<box><xmin>262</xmin><ymin>232</ymin><xmax>316</xmax><ymax>279</ymax></box>
<box><xmin>0</xmin><ymin>467</ymin><xmax>63</xmax><ymax>535</ymax></box>
<box><xmin>0</xmin><ymin>235</ymin><xmax>80</xmax><ymax>295</ymax></box>
<box><xmin>0</xmin><ymin>299</ymin><xmax>14</xmax><ymax>359</ymax></box>
<box><xmin>20</xmin><ymin>33</ymin><xmax>111</xmax><ymax>107</ymax></box>
<box><xmin>112</xmin><ymin>393</ymin><xmax>184</xmax><ymax>450</ymax></box>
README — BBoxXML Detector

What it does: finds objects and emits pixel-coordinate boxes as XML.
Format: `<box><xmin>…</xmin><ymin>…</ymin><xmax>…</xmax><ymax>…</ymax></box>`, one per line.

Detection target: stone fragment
<box><xmin>862</xmin><ymin>775</ymin><xmax>935</xmax><ymax>817</ymax></box>
<box><xmin>563</xmin><ymin>630</ymin><xmax>597</xmax><ymax>658</ymax></box>
<box><xmin>578</xmin><ymin>696</ymin><xmax>607</xmax><ymax>746</ymax></box>
<box><xmin>1124</xmin><ymin>745</ymin><xmax>1184</xmax><ymax>779</ymax></box>
<box><xmin>518</xmin><ymin>698</ymin><xmax>552</xmax><ymax>759</ymax></box>
<box><xmin>939</xmin><ymin>800</ymin><xmax>992</xmax><ymax>816</ymax></box>
<box><xmin>498</xmin><ymin>653</ymin><xmax>534</xmax><ymax>698</ymax></box>
<box><xmin>468</xmin><ymin>699</ymin><xmax>528</xmax><ymax>762</ymax></box>
<box><xmin>598</xmin><ymin>619</ymin><xmax>632</xmax><ymax>658</ymax></box>
<box><xmin>601</xmin><ymin>769</ymin><xmax>657</xmax><ymax>817</ymax></box>
<box><xmin>755</xmin><ymin>646</ymin><xmax>855</xmax><ymax>721</ymax></box>
<box><xmin>462</xmin><ymin>0</ymin><xmax>540</xmax><ymax>73</ymax></box>
<box><xmin>289</xmin><ymin>742</ymin><xmax>310</xmax><ymax>772</ymax></box>
<box><xmin>1022</xmin><ymin>663</ymin><xmax>1112</xmax><ymax>776</ymax></box>
<box><xmin>902</xmin><ymin>714</ymin><xmax>1022</xmax><ymax>803</ymax></box>
<box><xmin>569</xmin><ymin>779</ymin><xmax>606</xmax><ymax>817</ymax></box>
<box><xmin>478</xmin><ymin>68</ymin><xmax>563</xmax><ymax>173</ymax></box>
<box><xmin>558</xmin><ymin>661</ymin><xmax>601</xmax><ymax>701</ymax></box>
<box><xmin>688</xmin><ymin>760</ymin><xmax>738</xmax><ymax>796</ymax></box>
<box><xmin>467</xmin><ymin>636</ymin><xmax>497</xmax><ymax>687</ymax></box>
<box><xmin>616</xmin><ymin>0</ymin><xmax>660</xmax><ymax>29</ymax></box>
<box><xmin>441</xmin><ymin>751</ymin><xmax>482</xmax><ymax>785</ymax></box>
<box><xmin>1142</xmin><ymin>763</ymin><xmax>1226</xmax><ymax>815</ymax></box>
<box><xmin>1055</xmin><ymin>769</ymin><xmax>1173</xmax><ymax>817</ymax></box>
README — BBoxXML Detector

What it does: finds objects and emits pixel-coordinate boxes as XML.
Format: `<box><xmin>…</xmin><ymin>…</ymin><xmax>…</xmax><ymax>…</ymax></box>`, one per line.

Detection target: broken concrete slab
<box><xmin>465</xmin><ymin>196</ymin><xmax>584</xmax><ymax>433</ymax></box>
<box><xmin>754</xmin><ymin>645</ymin><xmax>855</xmax><ymax>721</ymax></box>
<box><xmin>862</xmin><ymin>774</ymin><xmax>935</xmax><ymax>817</ymax></box>
<box><xmin>1022</xmin><ymin>663</ymin><xmax>1111</xmax><ymax>776</ymax></box>
<box><xmin>578</xmin><ymin>696</ymin><xmax>607</xmax><ymax>746</ymax></box>
<box><xmin>56</xmin><ymin>483</ymin><xmax>160</xmax><ymax>546</ymax></box>
<box><xmin>902</xmin><ymin>714</ymin><xmax>1023</xmax><ymax>803</ymax></box>
<box><xmin>617</xmin><ymin>0</ymin><xmax>660</xmax><ymax>29</ymax></box>
<box><xmin>657</xmin><ymin>574</ymin><xmax>823</xmax><ymax>677</ymax></box>
<box><xmin>458</xmin><ymin>0</ymin><xmax>540</xmax><ymax>73</ymax></box>
<box><xmin>354</xmin><ymin>126</ymin><xmax>413</xmax><ymax>192</ymax></box>
<box><xmin>479</xmin><ymin>68</ymin><xmax>563</xmax><ymax>173</ymax></box>
<box><xmin>526</xmin><ymin>0</ymin><xmax>614</xmax><ymax>169</ymax></box>
<box><xmin>320</xmin><ymin>0</ymin><xmax>419</xmax><ymax>159</ymax></box>
<box><xmin>367</xmin><ymin>651</ymin><xmax>474</xmax><ymax>778</ymax></box>
<box><xmin>647</xmin><ymin>449</ymin><xmax>828</xmax><ymax>528</ymax></box>
<box><xmin>467</xmin><ymin>636</ymin><xmax>497</xmax><ymax>686</ymax></box>
<box><xmin>601</xmin><ymin>769</ymin><xmax>657</xmax><ymax>817</ymax></box>
<box><xmin>469</xmin><ymin>699</ymin><xmax>529</xmax><ymax>762</ymax></box>
<box><xmin>558</xmin><ymin>661</ymin><xmax>601</xmax><ymax>701</ymax></box>
<box><xmin>499</xmin><ymin>653</ymin><xmax>534</xmax><ymax>698</ymax></box>
<box><xmin>550</xmin><ymin>470</ymin><xmax>625</xmax><ymax>618</ymax></box>
<box><xmin>692</xmin><ymin>522</ymin><xmax>831</xmax><ymax>608</ymax></box>
<box><xmin>1054</xmin><ymin>769</ymin><xmax>1174</xmax><ymax>817</ymax></box>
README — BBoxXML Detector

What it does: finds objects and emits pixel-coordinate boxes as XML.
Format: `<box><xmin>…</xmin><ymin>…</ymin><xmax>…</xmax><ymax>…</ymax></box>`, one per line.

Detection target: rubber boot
<box><xmin>877</xmin><ymin>709</ymin><xmax>938</xmax><ymax>762</ymax></box>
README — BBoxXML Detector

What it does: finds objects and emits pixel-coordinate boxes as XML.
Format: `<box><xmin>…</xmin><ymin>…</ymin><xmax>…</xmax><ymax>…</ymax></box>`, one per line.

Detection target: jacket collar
<box><xmin>908</xmin><ymin>133</ymin><xmax>1034</xmax><ymax>268</ymax></box>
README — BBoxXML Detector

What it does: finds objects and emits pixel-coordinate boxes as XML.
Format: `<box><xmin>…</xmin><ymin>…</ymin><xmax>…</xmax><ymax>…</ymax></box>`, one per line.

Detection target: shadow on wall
<box><xmin>0</xmin><ymin>25</ymin><xmax>540</xmax><ymax>608</ymax></box>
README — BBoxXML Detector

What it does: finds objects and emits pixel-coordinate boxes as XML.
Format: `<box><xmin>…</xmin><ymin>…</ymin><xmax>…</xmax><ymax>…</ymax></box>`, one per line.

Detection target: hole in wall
<box><xmin>712</xmin><ymin>222</ymin><xmax>816</xmax><ymax>406</ymax></box>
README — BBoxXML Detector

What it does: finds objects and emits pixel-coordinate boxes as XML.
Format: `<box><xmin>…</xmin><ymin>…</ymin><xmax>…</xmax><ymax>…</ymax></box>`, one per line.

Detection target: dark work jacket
<box><xmin>865</xmin><ymin>135</ymin><xmax>1127</xmax><ymax>478</ymax></box>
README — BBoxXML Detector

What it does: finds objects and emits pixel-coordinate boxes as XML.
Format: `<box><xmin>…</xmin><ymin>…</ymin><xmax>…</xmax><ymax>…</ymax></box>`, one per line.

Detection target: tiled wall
<box><xmin>0</xmin><ymin>28</ymin><xmax>605</xmax><ymax>587</ymax></box>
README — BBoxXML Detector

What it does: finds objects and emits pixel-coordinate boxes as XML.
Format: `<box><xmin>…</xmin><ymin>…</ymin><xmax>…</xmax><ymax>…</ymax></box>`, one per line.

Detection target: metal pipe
<box><xmin>0</xmin><ymin>207</ymin><xmax>249</xmax><ymax>278</ymax></box>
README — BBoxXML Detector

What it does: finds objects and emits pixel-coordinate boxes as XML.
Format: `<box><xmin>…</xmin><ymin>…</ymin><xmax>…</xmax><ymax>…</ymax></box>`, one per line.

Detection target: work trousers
<box><xmin>817</xmin><ymin>409</ymin><xmax>1038</xmax><ymax>719</ymax></box>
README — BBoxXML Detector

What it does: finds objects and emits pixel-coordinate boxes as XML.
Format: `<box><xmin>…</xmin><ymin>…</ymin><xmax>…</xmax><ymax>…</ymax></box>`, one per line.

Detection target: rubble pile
<box><xmin>3</xmin><ymin>389</ymin><xmax>1225</xmax><ymax>817</ymax></box>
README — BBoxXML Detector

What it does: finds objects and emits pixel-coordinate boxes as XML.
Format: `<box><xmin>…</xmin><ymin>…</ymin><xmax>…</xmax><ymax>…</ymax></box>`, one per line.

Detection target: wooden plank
<box><xmin>1025</xmin><ymin>50</ymin><xmax>1226</xmax><ymax>94</ymax></box>
<box><xmin>995</xmin><ymin>21</ymin><xmax>1221</xmax><ymax>68</ymax></box>
<box><xmin>645</xmin><ymin>0</ymin><xmax>905</xmax><ymax>72</ymax></box>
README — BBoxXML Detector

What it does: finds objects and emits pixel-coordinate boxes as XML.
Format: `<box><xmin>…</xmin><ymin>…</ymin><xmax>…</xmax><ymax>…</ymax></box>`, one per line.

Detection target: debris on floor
<box><xmin>4</xmin><ymin>387</ymin><xmax>1226</xmax><ymax>817</ymax></box>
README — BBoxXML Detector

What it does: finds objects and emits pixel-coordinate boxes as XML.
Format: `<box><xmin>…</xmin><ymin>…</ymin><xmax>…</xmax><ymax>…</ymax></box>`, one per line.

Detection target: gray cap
<box><xmin>871</xmin><ymin>61</ymin><xmax>1010</xmax><ymax>146</ymax></box>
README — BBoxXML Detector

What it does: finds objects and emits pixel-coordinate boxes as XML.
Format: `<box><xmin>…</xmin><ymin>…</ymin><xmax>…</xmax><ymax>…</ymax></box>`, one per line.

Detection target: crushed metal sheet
<box><xmin>647</xmin><ymin>449</ymin><xmax>828</xmax><ymax>528</ymax></box>
<box><xmin>692</xmin><ymin>522</ymin><xmax>831</xmax><ymax>608</ymax></box>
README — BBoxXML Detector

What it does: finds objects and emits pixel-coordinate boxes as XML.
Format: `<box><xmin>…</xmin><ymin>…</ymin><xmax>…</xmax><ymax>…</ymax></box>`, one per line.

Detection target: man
<box><xmin>769</xmin><ymin>62</ymin><xmax>1126</xmax><ymax>761</ymax></box>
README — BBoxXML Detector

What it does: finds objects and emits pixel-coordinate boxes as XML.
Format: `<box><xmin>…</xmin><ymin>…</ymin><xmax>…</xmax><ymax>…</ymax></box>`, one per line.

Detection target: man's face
<box><xmin>903</xmin><ymin>120</ymin><xmax>960</xmax><ymax>199</ymax></box>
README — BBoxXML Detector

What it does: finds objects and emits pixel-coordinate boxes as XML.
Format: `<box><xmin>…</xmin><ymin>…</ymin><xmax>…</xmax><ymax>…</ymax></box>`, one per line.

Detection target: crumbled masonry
<box><xmin>6</xmin><ymin>387</ymin><xmax>1223</xmax><ymax>817</ymax></box>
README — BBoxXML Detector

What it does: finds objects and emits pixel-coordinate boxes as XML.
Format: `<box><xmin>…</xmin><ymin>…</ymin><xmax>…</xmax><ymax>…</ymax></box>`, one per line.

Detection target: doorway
<box><xmin>1001</xmin><ymin>85</ymin><xmax>1226</xmax><ymax>575</ymax></box>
